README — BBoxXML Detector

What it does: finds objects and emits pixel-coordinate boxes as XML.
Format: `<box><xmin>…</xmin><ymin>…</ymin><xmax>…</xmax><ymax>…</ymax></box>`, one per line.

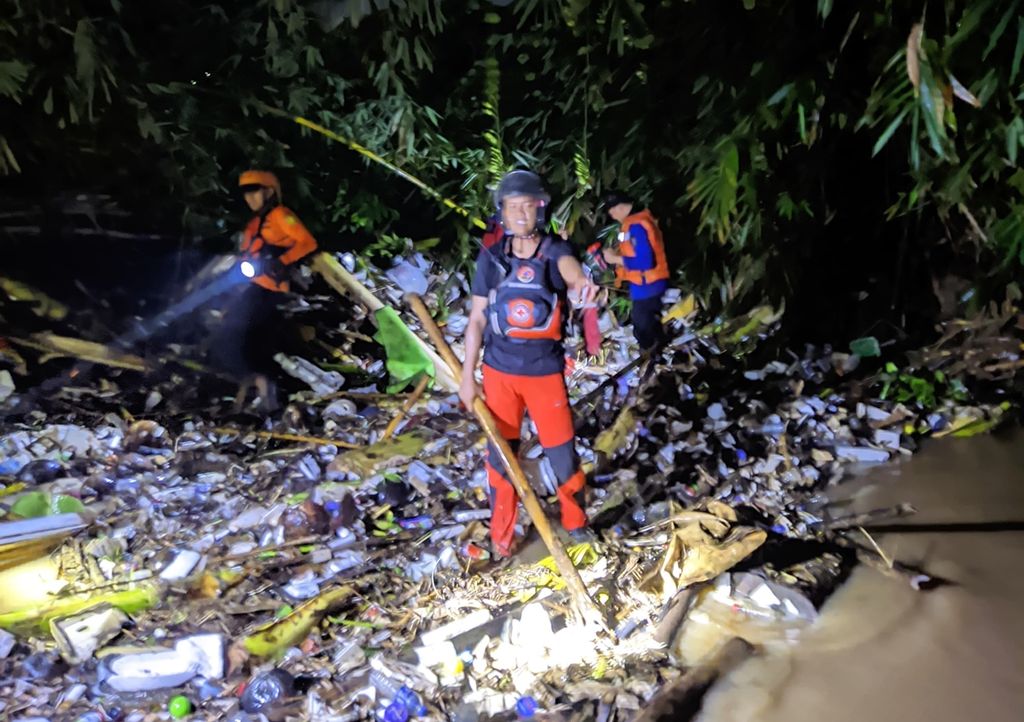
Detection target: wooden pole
<box><xmin>310</xmin><ymin>252</ymin><xmax>459</xmax><ymax>392</ymax></box>
<box><xmin>405</xmin><ymin>293</ymin><xmax>606</xmax><ymax>629</ymax></box>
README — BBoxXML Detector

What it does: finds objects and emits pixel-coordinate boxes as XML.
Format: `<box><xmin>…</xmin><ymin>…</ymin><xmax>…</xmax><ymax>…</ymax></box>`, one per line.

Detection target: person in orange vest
<box><xmin>600</xmin><ymin>191</ymin><xmax>669</xmax><ymax>351</ymax></box>
<box><xmin>460</xmin><ymin>170</ymin><xmax>597</xmax><ymax>558</ymax></box>
<box><xmin>219</xmin><ymin>170</ymin><xmax>318</xmax><ymax>412</ymax></box>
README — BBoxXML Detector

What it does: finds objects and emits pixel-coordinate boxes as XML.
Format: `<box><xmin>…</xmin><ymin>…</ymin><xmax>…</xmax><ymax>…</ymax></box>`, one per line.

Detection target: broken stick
<box><xmin>405</xmin><ymin>293</ymin><xmax>607</xmax><ymax>630</ymax></box>
<box><xmin>382</xmin><ymin>373</ymin><xmax>430</xmax><ymax>440</ymax></box>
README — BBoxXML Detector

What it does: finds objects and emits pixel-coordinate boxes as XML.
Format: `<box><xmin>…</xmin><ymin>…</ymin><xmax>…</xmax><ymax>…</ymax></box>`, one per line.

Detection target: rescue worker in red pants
<box><xmin>459</xmin><ymin>170</ymin><xmax>597</xmax><ymax>558</ymax></box>
<box><xmin>219</xmin><ymin>170</ymin><xmax>317</xmax><ymax>411</ymax></box>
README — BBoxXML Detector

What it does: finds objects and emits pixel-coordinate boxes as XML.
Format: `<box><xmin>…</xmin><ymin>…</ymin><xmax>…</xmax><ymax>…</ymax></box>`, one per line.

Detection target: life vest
<box><xmin>240</xmin><ymin>205</ymin><xmax>318</xmax><ymax>292</ymax></box>
<box><xmin>488</xmin><ymin>237</ymin><xmax>564</xmax><ymax>342</ymax></box>
<box><xmin>615</xmin><ymin>209</ymin><xmax>670</xmax><ymax>287</ymax></box>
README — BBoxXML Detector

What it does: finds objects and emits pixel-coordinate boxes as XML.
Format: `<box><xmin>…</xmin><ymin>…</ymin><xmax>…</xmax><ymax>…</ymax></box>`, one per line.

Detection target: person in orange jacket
<box><xmin>600</xmin><ymin>190</ymin><xmax>669</xmax><ymax>351</ymax></box>
<box><xmin>217</xmin><ymin>170</ymin><xmax>318</xmax><ymax>412</ymax></box>
<box><xmin>460</xmin><ymin>170</ymin><xmax>597</xmax><ymax>558</ymax></box>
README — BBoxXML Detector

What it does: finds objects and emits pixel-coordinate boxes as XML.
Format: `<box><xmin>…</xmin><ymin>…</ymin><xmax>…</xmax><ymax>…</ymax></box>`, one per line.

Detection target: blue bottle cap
<box><xmin>516</xmin><ymin>696</ymin><xmax>538</xmax><ymax>719</ymax></box>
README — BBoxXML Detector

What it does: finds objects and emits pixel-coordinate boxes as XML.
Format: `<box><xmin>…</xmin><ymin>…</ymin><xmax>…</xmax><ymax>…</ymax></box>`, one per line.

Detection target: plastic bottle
<box><xmin>273</xmin><ymin>354</ymin><xmax>344</xmax><ymax>395</ymax></box>
<box><xmin>240</xmin><ymin>669</ymin><xmax>295</xmax><ymax>713</ymax></box>
<box><xmin>632</xmin><ymin>501</ymin><xmax>671</xmax><ymax>527</ymax></box>
<box><xmin>394</xmin><ymin>686</ymin><xmax>426</xmax><ymax>716</ymax></box>
<box><xmin>369</xmin><ymin>669</ymin><xmax>401</xmax><ymax>700</ymax></box>
<box><xmin>398</xmin><ymin>516</ymin><xmax>434</xmax><ymax>530</ymax></box>
<box><xmin>451</xmin><ymin>509</ymin><xmax>491</xmax><ymax>523</ymax></box>
<box><xmin>459</xmin><ymin>542</ymin><xmax>490</xmax><ymax>561</ymax></box>
<box><xmin>380</xmin><ymin>702</ymin><xmax>407</xmax><ymax>722</ymax></box>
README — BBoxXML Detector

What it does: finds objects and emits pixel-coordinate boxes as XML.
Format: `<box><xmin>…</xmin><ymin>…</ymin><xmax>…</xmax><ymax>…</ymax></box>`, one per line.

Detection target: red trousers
<box><xmin>482</xmin><ymin>365</ymin><xmax>587</xmax><ymax>556</ymax></box>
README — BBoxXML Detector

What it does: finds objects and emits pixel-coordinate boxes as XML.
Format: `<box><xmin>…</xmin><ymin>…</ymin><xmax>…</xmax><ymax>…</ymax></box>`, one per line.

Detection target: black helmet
<box><xmin>599</xmin><ymin>190</ymin><xmax>634</xmax><ymax>212</ymax></box>
<box><xmin>493</xmin><ymin>170</ymin><xmax>551</xmax><ymax>210</ymax></box>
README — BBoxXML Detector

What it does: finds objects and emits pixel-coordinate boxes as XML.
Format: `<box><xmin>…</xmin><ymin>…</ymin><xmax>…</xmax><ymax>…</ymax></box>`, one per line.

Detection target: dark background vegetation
<box><xmin>1</xmin><ymin>0</ymin><xmax>1022</xmax><ymax>344</ymax></box>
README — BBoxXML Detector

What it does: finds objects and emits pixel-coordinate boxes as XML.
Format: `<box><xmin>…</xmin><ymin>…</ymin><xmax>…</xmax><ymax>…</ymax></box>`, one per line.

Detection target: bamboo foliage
<box><xmin>2</xmin><ymin>0</ymin><xmax>1023</xmax><ymax>309</ymax></box>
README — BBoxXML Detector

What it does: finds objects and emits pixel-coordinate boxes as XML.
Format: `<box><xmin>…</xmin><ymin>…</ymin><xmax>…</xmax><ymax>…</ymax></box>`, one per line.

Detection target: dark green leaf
<box><xmin>1008</xmin><ymin>118</ymin><xmax>1022</xmax><ymax>166</ymax></box>
<box><xmin>1012</xmin><ymin>17</ymin><xmax>1024</xmax><ymax>84</ymax></box>
<box><xmin>873</xmin><ymin>108</ymin><xmax>909</xmax><ymax>156</ymax></box>
<box><xmin>0</xmin><ymin>60</ymin><xmax>29</xmax><ymax>101</ymax></box>
<box><xmin>982</xmin><ymin>0</ymin><xmax>1020</xmax><ymax>60</ymax></box>
<box><xmin>766</xmin><ymin>83</ymin><xmax>792</xmax><ymax>106</ymax></box>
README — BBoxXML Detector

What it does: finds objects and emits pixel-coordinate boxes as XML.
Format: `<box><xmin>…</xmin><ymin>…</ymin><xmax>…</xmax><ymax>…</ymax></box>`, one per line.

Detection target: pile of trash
<box><xmin>0</xmin><ymin>248</ymin><xmax>1021</xmax><ymax>721</ymax></box>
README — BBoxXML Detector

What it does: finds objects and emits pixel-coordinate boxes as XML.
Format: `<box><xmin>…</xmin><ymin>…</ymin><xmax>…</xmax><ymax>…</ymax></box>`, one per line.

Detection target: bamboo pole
<box><xmin>405</xmin><ymin>293</ymin><xmax>606</xmax><ymax>629</ymax></box>
<box><xmin>310</xmin><ymin>252</ymin><xmax>459</xmax><ymax>392</ymax></box>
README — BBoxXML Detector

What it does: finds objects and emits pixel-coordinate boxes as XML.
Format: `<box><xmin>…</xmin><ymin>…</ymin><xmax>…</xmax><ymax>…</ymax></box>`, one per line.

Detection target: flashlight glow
<box><xmin>240</xmin><ymin>260</ymin><xmax>257</xmax><ymax>278</ymax></box>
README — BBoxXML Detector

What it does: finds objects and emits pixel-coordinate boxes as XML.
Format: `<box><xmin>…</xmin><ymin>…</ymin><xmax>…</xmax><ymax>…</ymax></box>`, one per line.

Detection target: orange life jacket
<box><xmin>614</xmin><ymin>209</ymin><xmax>669</xmax><ymax>287</ymax></box>
<box><xmin>240</xmin><ymin>205</ymin><xmax>318</xmax><ymax>292</ymax></box>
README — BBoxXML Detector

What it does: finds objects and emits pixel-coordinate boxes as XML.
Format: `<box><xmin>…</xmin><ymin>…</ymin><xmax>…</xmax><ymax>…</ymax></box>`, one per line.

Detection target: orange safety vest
<box><xmin>615</xmin><ymin>209</ymin><xmax>669</xmax><ymax>287</ymax></box>
<box><xmin>240</xmin><ymin>205</ymin><xmax>318</xmax><ymax>292</ymax></box>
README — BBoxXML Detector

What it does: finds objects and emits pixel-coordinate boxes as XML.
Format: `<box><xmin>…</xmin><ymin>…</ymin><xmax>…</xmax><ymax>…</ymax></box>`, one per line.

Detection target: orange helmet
<box><xmin>238</xmin><ymin>170</ymin><xmax>281</xmax><ymax>200</ymax></box>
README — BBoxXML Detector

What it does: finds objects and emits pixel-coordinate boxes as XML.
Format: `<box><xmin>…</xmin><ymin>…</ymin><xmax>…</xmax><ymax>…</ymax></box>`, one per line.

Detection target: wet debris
<box><xmin>0</xmin><ymin>249</ymin><xmax>1019</xmax><ymax>721</ymax></box>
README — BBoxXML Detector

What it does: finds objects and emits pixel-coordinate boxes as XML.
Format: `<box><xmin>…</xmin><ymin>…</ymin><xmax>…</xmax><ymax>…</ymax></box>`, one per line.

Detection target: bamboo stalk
<box><xmin>310</xmin><ymin>252</ymin><xmax>459</xmax><ymax>391</ymax></box>
<box><xmin>381</xmin><ymin>373</ymin><xmax>430</xmax><ymax>440</ymax></box>
<box><xmin>405</xmin><ymin>293</ymin><xmax>606</xmax><ymax>629</ymax></box>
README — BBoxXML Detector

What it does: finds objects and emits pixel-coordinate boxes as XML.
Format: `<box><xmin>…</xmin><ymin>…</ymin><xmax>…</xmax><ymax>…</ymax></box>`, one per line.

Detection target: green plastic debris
<box><xmin>285</xmin><ymin>492</ymin><xmax>310</xmax><ymax>506</ymax></box>
<box><xmin>168</xmin><ymin>695</ymin><xmax>192</xmax><ymax>718</ymax></box>
<box><xmin>935</xmin><ymin>402</ymin><xmax>1012</xmax><ymax>438</ymax></box>
<box><xmin>10</xmin><ymin>491</ymin><xmax>86</xmax><ymax>519</ymax></box>
<box><xmin>850</xmin><ymin>336</ymin><xmax>881</xmax><ymax>357</ymax></box>
<box><xmin>372</xmin><ymin>306</ymin><xmax>435</xmax><ymax>393</ymax></box>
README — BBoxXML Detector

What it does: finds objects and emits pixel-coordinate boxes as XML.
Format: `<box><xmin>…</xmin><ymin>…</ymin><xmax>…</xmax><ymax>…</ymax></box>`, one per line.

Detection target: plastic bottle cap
<box><xmin>168</xmin><ymin>695</ymin><xmax>192</xmax><ymax>718</ymax></box>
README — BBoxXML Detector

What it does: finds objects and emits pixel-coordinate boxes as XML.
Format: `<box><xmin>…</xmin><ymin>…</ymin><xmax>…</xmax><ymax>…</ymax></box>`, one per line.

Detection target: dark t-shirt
<box><xmin>471</xmin><ymin>236</ymin><xmax>572</xmax><ymax>377</ymax></box>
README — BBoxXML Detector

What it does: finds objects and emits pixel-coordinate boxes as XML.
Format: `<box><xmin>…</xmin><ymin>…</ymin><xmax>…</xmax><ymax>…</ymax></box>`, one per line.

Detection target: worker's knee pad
<box><xmin>487</xmin><ymin>439</ymin><xmax>520</xmax><ymax>478</ymax></box>
<box><xmin>543</xmin><ymin>439</ymin><xmax>578</xmax><ymax>485</ymax></box>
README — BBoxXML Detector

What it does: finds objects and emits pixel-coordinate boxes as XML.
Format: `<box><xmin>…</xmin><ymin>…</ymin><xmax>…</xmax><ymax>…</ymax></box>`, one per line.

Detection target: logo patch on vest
<box><xmin>515</xmin><ymin>265</ymin><xmax>536</xmax><ymax>283</ymax></box>
<box><xmin>507</xmin><ymin>299</ymin><xmax>535</xmax><ymax>328</ymax></box>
